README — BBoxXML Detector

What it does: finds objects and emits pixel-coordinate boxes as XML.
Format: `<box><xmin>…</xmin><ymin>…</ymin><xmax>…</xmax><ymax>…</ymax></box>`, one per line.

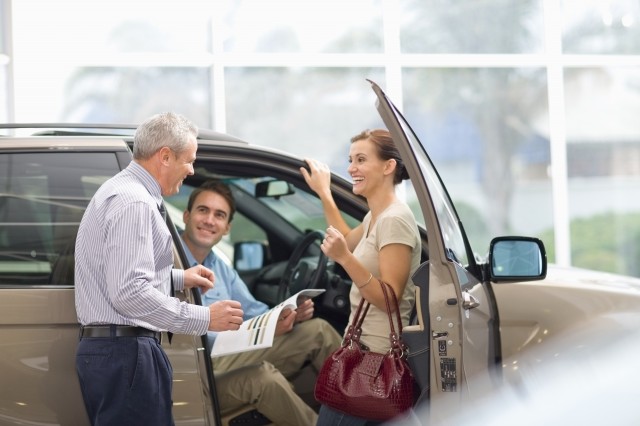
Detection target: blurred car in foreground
<box><xmin>1</xmin><ymin>81</ymin><xmax>639</xmax><ymax>425</ymax></box>
<box><xmin>394</xmin><ymin>265</ymin><xmax>640</xmax><ymax>425</ymax></box>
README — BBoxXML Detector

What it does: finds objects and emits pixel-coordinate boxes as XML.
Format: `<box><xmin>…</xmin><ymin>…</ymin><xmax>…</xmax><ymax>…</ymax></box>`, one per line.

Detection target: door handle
<box><xmin>462</xmin><ymin>291</ymin><xmax>480</xmax><ymax>310</ymax></box>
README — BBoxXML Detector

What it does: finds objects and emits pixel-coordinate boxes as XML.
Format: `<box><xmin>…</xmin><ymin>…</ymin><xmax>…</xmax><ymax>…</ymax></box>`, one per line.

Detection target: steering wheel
<box><xmin>276</xmin><ymin>230</ymin><xmax>328</xmax><ymax>302</ymax></box>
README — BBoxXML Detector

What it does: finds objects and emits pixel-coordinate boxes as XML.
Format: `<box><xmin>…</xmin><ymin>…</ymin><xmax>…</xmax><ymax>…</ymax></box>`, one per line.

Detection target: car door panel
<box><xmin>369</xmin><ymin>81</ymin><xmax>496</xmax><ymax>414</ymax></box>
<box><xmin>0</xmin><ymin>146</ymin><xmax>216</xmax><ymax>425</ymax></box>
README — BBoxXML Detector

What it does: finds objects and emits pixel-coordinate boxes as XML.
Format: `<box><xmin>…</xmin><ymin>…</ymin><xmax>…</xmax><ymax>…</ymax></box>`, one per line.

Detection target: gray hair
<box><xmin>133</xmin><ymin>112</ymin><xmax>198</xmax><ymax>160</ymax></box>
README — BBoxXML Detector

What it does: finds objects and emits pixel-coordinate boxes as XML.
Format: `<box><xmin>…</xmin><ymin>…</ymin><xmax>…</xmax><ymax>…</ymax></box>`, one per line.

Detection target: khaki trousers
<box><xmin>214</xmin><ymin>318</ymin><xmax>342</xmax><ymax>426</ymax></box>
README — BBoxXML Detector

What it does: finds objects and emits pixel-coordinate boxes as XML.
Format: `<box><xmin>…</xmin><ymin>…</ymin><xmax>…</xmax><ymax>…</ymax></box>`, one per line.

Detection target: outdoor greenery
<box><xmin>540</xmin><ymin>212</ymin><xmax>640</xmax><ymax>278</ymax></box>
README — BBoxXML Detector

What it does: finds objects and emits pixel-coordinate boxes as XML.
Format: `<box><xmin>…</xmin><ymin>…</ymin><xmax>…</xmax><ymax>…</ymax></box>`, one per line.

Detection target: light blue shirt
<box><xmin>74</xmin><ymin>161</ymin><xmax>210</xmax><ymax>335</ymax></box>
<box><xmin>182</xmin><ymin>240</ymin><xmax>268</xmax><ymax>343</ymax></box>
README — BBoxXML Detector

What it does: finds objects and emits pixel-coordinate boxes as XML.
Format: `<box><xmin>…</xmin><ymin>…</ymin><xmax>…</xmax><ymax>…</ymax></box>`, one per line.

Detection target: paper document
<box><xmin>210</xmin><ymin>288</ymin><xmax>326</xmax><ymax>358</ymax></box>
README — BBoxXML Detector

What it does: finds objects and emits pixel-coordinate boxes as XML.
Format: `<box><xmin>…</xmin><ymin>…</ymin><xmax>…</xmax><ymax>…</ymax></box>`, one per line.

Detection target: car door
<box><xmin>370</xmin><ymin>81</ymin><xmax>499</xmax><ymax>418</ymax></box>
<box><xmin>0</xmin><ymin>137</ymin><xmax>218</xmax><ymax>426</ymax></box>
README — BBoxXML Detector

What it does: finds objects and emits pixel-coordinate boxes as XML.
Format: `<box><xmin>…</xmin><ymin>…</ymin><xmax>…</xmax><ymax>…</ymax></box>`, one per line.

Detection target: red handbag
<box><xmin>314</xmin><ymin>280</ymin><xmax>417</xmax><ymax>421</ymax></box>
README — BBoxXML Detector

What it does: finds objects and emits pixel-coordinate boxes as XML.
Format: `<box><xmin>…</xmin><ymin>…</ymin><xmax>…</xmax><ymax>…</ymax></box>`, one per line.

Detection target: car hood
<box><xmin>493</xmin><ymin>263</ymin><xmax>640</xmax><ymax>365</ymax></box>
<box><xmin>544</xmin><ymin>263</ymin><xmax>640</xmax><ymax>292</ymax></box>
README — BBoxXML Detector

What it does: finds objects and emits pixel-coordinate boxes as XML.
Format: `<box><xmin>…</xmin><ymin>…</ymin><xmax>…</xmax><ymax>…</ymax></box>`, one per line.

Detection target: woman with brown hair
<box><xmin>301</xmin><ymin>129</ymin><xmax>421</xmax><ymax>425</ymax></box>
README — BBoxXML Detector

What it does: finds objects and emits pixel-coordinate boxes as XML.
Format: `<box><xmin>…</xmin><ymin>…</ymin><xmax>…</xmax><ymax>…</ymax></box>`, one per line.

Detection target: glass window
<box><xmin>399</xmin><ymin>0</ymin><xmax>545</xmax><ymax>54</ymax></box>
<box><xmin>225</xmin><ymin>67</ymin><xmax>386</xmax><ymax>176</ymax></box>
<box><xmin>0</xmin><ymin>0</ymin><xmax>6</xmax><ymax>53</ymax></box>
<box><xmin>562</xmin><ymin>0</ymin><xmax>640</xmax><ymax>55</ymax></box>
<box><xmin>563</xmin><ymin>67</ymin><xmax>640</xmax><ymax>276</ymax></box>
<box><xmin>403</xmin><ymin>67</ymin><xmax>553</xmax><ymax>257</ymax></box>
<box><xmin>221</xmin><ymin>0</ymin><xmax>383</xmax><ymax>53</ymax></box>
<box><xmin>17</xmin><ymin>66</ymin><xmax>212</xmax><ymax>124</ymax></box>
<box><xmin>0</xmin><ymin>152</ymin><xmax>121</xmax><ymax>285</ymax></box>
<box><xmin>0</xmin><ymin>67</ymin><xmax>7</xmax><ymax>123</ymax></box>
<box><xmin>11</xmin><ymin>0</ymin><xmax>213</xmax><ymax>54</ymax></box>
<box><xmin>0</xmin><ymin>0</ymin><xmax>8</xmax><ymax>123</ymax></box>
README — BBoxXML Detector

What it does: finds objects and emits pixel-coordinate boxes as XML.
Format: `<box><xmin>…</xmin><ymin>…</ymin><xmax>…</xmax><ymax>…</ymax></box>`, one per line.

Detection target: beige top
<box><xmin>347</xmin><ymin>200</ymin><xmax>421</xmax><ymax>353</ymax></box>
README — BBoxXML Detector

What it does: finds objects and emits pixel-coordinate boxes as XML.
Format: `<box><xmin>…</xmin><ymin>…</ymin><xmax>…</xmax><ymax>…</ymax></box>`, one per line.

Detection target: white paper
<box><xmin>210</xmin><ymin>288</ymin><xmax>326</xmax><ymax>358</ymax></box>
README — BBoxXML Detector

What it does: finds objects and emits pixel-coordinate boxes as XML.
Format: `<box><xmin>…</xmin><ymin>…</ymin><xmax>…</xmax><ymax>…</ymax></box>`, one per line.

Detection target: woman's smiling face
<box><xmin>347</xmin><ymin>138</ymin><xmax>386</xmax><ymax>198</ymax></box>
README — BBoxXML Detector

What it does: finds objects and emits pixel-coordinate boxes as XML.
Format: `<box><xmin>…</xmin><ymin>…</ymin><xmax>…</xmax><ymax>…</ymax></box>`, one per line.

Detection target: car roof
<box><xmin>0</xmin><ymin>122</ymin><xmax>248</xmax><ymax>142</ymax></box>
<box><xmin>0</xmin><ymin>123</ymin><xmax>312</xmax><ymax>170</ymax></box>
<box><xmin>0</xmin><ymin>122</ymin><xmax>251</xmax><ymax>151</ymax></box>
<box><xmin>0</xmin><ymin>136</ymin><xmax>133</xmax><ymax>150</ymax></box>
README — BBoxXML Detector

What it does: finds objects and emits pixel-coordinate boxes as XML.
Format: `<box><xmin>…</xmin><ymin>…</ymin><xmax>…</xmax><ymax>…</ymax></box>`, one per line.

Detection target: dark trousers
<box><xmin>317</xmin><ymin>405</ymin><xmax>382</xmax><ymax>426</ymax></box>
<box><xmin>76</xmin><ymin>335</ymin><xmax>174</xmax><ymax>426</ymax></box>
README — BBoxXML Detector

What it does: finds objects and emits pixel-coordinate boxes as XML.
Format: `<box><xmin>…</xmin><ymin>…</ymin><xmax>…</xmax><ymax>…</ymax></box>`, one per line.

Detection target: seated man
<box><xmin>180</xmin><ymin>180</ymin><xmax>342</xmax><ymax>426</ymax></box>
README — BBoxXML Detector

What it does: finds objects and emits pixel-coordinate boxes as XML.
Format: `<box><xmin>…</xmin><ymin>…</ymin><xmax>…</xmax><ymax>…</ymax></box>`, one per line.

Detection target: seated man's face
<box><xmin>182</xmin><ymin>191</ymin><xmax>231</xmax><ymax>253</ymax></box>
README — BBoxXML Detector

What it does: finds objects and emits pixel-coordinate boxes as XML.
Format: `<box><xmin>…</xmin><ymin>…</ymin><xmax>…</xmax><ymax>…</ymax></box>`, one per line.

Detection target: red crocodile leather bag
<box><xmin>314</xmin><ymin>280</ymin><xmax>417</xmax><ymax>422</ymax></box>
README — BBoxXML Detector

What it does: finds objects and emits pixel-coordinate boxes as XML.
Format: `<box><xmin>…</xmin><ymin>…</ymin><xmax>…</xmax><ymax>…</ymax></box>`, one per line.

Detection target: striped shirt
<box><xmin>74</xmin><ymin>161</ymin><xmax>209</xmax><ymax>335</ymax></box>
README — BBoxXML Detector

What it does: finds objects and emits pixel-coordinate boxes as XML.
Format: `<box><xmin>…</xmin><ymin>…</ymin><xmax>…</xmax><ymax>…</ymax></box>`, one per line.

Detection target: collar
<box><xmin>128</xmin><ymin>161</ymin><xmax>164</xmax><ymax>207</ymax></box>
<box><xmin>180</xmin><ymin>235</ymin><xmax>219</xmax><ymax>268</ymax></box>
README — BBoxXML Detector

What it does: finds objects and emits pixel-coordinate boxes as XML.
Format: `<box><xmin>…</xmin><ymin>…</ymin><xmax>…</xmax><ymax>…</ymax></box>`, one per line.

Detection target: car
<box><xmin>2</xmin><ymin>81</ymin><xmax>640</xmax><ymax>425</ymax></box>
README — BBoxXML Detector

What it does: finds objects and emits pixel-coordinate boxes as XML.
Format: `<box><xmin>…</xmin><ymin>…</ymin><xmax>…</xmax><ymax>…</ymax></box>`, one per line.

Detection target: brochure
<box><xmin>210</xmin><ymin>288</ymin><xmax>326</xmax><ymax>358</ymax></box>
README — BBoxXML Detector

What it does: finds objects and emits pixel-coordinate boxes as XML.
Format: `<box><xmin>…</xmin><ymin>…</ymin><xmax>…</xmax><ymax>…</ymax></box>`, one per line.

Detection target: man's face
<box><xmin>182</xmin><ymin>190</ymin><xmax>232</xmax><ymax>253</ymax></box>
<box><xmin>159</xmin><ymin>138</ymin><xmax>197</xmax><ymax>196</ymax></box>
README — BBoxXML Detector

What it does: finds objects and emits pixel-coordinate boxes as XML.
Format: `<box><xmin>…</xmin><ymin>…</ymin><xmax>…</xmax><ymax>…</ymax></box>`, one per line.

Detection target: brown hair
<box><xmin>351</xmin><ymin>129</ymin><xmax>409</xmax><ymax>184</ymax></box>
<box><xmin>186</xmin><ymin>179</ymin><xmax>236</xmax><ymax>222</ymax></box>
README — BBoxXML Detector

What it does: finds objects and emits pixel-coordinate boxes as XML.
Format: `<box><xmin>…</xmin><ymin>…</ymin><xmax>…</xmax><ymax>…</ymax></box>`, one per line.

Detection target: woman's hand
<box><xmin>321</xmin><ymin>225</ymin><xmax>350</xmax><ymax>265</ymax></box>
<box><xmin>300</xmin><ymin>158</ymin><xmax>332</xmax><ymax>198</ymax></box>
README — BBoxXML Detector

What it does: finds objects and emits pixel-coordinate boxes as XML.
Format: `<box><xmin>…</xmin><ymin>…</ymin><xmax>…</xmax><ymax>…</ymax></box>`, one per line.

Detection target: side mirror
<box><xmin>234</xmin><ymin>241</ymin><xmax>267</xmax><ymax>271</ymax></box>
<box><xmin>488</xmin><ymin>236</ymin><xmax>547</xmax><ymax>282</ymax></box>
<box><xmin>255</xmin><ymin>180</ymin><xmax>295</xmax><ymax>198</ymax></box>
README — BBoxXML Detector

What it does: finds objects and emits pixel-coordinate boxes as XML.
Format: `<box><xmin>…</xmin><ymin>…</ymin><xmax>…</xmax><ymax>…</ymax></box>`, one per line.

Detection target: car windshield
<box><xmin>232</xmin><ymin>178</ymin><xmax>337</xmax><ymax>233</ymax></box>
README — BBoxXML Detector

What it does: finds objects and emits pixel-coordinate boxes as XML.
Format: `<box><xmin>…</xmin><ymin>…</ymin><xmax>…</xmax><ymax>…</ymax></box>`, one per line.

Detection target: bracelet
<box><xmin>355</xmin><ymin>273</ymin><xmax>373</xmax><ymax>289</ymax></box>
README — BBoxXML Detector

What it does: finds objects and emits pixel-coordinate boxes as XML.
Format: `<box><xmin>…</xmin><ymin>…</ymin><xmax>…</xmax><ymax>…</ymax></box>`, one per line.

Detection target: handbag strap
<box><xmin>344</xmin><ymin>279</ymin><xmax>406</xmax><ymax>352</ymax></box>
<box><xmin>379</xmin><ymin>280</ymin><xmax>403</xmax><ymax>335</ymax></box>
<box><xmin>378</xmin><ymin>280</ymin><xmax>406</xmax><ymax>352</ymax></box>
<box><xmin>343</xmin><ymin>296</ymin><xmax>369</xmax><ymax>344</ymax></box>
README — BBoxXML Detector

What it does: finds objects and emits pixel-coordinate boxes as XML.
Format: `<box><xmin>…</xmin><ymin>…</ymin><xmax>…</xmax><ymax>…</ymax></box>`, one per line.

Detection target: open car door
<box><xmin>370</xmin><ymin>80</ymin><xmax>500</xmax><ymax>421</ymax></box>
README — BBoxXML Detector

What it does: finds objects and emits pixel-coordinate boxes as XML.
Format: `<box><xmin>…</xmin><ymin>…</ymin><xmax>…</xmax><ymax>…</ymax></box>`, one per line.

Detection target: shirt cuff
<box><xmin>172</xmin><ymin>269</ymin><xmax>185</xmax><ymax>291</ymax></box>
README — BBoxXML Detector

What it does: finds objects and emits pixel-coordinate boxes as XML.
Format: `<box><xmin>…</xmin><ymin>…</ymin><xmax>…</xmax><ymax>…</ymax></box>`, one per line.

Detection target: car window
<box><xmin>385</xmin><ymin>99</ymin><xmax>471</xmax><ymax>267</ymax></box>
<box><xmin>165</xmin><ymin>197</ymin><xmax>259</xmax><ymax>267</ymax></box>
<box><xmin>0</xmin><ymin>152</ymin><xmax>120</xmax><ymax>285</ymax></box>
<box><xmin>166</xmin><ymin>177</ymin><xmax>360</xmax><ymax>263</ymax></box>
<box><xmin>232</xmin><ymin>177</ymin><xmax>360</xmax><ymax>233</ymax></box>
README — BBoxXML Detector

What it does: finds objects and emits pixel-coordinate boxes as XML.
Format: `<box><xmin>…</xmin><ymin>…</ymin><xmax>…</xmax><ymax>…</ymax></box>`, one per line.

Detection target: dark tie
<box><xmin>158</xmin><ymin>202</ymin><xmax>175</xmax><ymax>295</ymax></box>
<box><xmin>158</xmin><ymin>202</ymin><xmax>167</xmax><ymax>221</ymax></box>
<box><xmin>158</xmin><ymin>201</ymin><xmax>174</xmax><ymax>344</ymax></box>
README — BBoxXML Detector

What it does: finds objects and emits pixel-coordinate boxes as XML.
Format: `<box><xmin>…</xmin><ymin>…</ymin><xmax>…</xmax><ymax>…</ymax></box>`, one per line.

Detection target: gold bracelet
<box><xmin>355</xmin><ymin>273</ymin><xmax>373</xmax><ymax>289</ymax></box>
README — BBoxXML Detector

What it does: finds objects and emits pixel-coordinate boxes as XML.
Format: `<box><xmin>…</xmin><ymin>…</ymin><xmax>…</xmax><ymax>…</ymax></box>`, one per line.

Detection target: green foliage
<box><xmin>540</xmin><ymin>212</ymin><xmax>640</xmax><ymax>278</ymax></box>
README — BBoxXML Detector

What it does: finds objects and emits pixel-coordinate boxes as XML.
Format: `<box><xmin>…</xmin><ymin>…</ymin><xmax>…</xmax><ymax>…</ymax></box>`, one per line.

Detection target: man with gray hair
<box><xmin>75</xmin><ymin>112</ymin><xmax>244</xmax><ymax>425</ymax></box>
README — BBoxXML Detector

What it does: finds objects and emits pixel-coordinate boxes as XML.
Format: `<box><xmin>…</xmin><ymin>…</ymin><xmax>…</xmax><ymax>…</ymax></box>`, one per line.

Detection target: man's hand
<box><xmin>184</xmin><ymin>265</ymin><xmax>215</xmax><ymax>293</ymax></box>
<box><xmin>274</xmin><ymin>308</ymin><xmax>296</xmax><ymax>336</ymax></box>
<box><xmin>295</xmin><ymin>299</ymin><xmax>314</xmax><ymax>323</ymax></box>
<box><xmin>208</xmin><ymin>300</ymin><xmax>244</xmax><ymax>331</ymax></box>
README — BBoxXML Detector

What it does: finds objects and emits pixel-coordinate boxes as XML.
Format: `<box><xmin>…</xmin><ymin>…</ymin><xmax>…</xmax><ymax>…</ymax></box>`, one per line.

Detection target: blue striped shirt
<box><xmin>75</xmin><ymin>161</ymin><xmax>209</xmax><ymax>335</ymax></box>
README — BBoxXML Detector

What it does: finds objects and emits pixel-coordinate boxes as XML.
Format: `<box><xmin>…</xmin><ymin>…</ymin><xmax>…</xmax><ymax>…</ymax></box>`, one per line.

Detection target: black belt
<box><xmin>80</xmin><ymin>325</ymin><xmax>162</xmax><ymax>342</ymax></box>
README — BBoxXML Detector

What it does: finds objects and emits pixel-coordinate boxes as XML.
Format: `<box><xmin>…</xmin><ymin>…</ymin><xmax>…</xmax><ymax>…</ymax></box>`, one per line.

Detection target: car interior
<box><xmin>166</xmin><ymin>172</ymin><xmax>358</xmax><ymax>335</ymax></box>
<box><xmin>165</xmin><ymin>172</ymin><xmax>356</xmax><ymax>425</ymax></box>
<box><xmin>164</xmin><ymin>160</ymin><xmax>431</xmax><ymax>425</ymax></box>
